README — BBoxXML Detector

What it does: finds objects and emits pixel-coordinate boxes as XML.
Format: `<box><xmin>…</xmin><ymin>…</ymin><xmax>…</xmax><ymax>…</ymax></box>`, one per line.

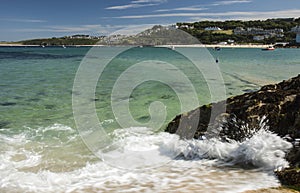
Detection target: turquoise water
<box><xmin>0</xmin><ymin>47</ymin><xmax>88</xmax><ymax>130</ymax></box>
<box><xmin>2</xmin><ymin>47</ymin><xmax>299</xmax><ymax>131</ymax></box>
<box><xmin>0</xmin><ymin>46</ymin><xmax>299</xmax><ymax>192</ymax></box>
<box><xmin>213</xmin><ymin>48</ymin><xmax>300</xmax><ymax>93</ymax></box>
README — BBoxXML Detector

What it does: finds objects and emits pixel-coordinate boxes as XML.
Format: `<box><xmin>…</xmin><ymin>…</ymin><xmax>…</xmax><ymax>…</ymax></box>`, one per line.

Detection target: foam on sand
<box><xmin>0</xmin><ymin>123</ymin><xmax>292</xmax><ymax>193</ymax></box>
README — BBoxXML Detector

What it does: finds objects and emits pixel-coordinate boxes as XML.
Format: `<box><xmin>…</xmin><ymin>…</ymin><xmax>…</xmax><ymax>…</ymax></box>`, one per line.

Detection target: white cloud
<box><xmin>106</xmin><ymin>0</ymin><xmax>167</xmax><ymax>10</ymax></box>
<box><xmin>106</xmin><ymin>3</ymin><xmax>158</xmax><ymax>10</ymax></box>
<box><xmin>154</xmin><ymin>1</ymin><xmax>250</xmax><ymax>13</ymax></box>
<box><xmin>132</xmin><ymin>0</ymin><xmax>167</xmax><ymax>3</ymax></box>
<box><xmin>155</xmin><ymin>6</ymin><xmax>208</xmax><ymax>12</ymax></box>
<box><xmin>211</xmin><ymin>0</ymin><xmax>252</xmax><ymax>6</ymax></box>
<box><xmin>48</xmin><ymin>25</ymin><xmax>104</xmax><ymax>32</ymax></box>
<box><xmin>16</xmin><ymin>24</ymin><xmax>110</xmax><ymax>34</ymax></box>
<box><xmin>15</xmin><ymin>24</ymin><xmax>163</xmax><ymax>36</ymax></box>
<box><xmin>115</xmin><ymin>9</ymin><xmax>300</xmax><ymax>20</ymax></box>
<box><xmin>109</xmin><ymin>24</ymin><xmax>159</xmax><ymax>35</ymax></box>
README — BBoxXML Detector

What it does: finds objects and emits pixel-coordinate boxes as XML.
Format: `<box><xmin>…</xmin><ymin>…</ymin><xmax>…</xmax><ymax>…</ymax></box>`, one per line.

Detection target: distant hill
<box><xmin>18</xmin><ymin>18</ymin><xmax>300</xmax><ymax>46</ymax></box>
<box><xmin>20</xmin><ymin>36</ymin><xmax>99</xmax><ymax>46</ymax></box>
<box><xmin>177</xmin><ymin>17</ymin><xmax>300</xmax><ymax>44</ymax></box>
<box><xmin>97</xmin><ymin>25</ymin><xmax>199</xmax><ymax>45</ymax></box>
<box><xmin>19</xmin><ymin>25</ymin><xmax>199</xmax><ymax>46</ymax></box>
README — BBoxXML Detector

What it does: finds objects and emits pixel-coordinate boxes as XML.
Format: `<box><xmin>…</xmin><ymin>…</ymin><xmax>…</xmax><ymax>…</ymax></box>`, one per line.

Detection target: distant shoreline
<box><xmin>157</xmin><ymin>44</ymin><xmax>271</xmax><ymax>48</ymax></box>
<box><xmin>0</xmin><ymin>43</ymin><xmax>293</xmax><ymax>49</ymax></box>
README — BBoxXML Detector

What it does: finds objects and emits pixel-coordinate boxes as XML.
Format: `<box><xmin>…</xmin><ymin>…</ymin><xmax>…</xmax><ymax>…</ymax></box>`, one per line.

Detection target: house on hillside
<box><xmin>234</xmin><ymin>27</ymin><xmax>284</xmax><ymax>38</ymax></box>
<box><xmin>233</xmin><ymin>27</ymin><xmax>246</xmax><ymax>35</ymax></box>
<box><xmin>204</xmin><ymin>27</ymin><xmax>222</xmax><ymax>31</ymax></box>
<box><xmin>291</xmin><ymin>26</ymin><xmax>300</xmax><ymax>43</ymax></box>
<box><xmin>253</xmin><ymin>35</ymin><xmax>265</xmax><ymax>41</ymax></box>
<box><xmin>177</xmin><ymin>24</ymin><xmax>194</xmax><ymax>29</ymax></box>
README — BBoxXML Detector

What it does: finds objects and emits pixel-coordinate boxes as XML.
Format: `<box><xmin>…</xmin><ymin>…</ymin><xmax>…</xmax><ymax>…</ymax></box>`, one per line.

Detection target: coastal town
<box><xmin>175</xmin><ymin>18</ymin><xmax>300</xmax><ymax>46</ymax></box>
<box><xmin>1</xmin><ymin>18</ymin><xmax>300</xmax><ymax>47</ymax></box>
<box><xmin>2</xmin><ymin>18</ymin><xmax>300</xmax><ymax>47</ymax></box>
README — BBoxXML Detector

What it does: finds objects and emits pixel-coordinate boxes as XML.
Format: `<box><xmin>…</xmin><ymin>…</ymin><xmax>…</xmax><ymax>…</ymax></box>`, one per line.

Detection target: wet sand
<box><xmin>243</xmin><ymin>187</ymin><xmax>299</xmax><ymax>193</ymax></box>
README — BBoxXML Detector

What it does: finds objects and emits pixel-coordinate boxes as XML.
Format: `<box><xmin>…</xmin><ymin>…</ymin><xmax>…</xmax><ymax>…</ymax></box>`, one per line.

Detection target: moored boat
<box><xmin>262</xmin><ymin>45</ymin><xmax>275</xmax><ymax>51</ymax></box>
<box><xmin>214</xmin><ymin>46</ymin><xmax>221</xmax><ymax>51</ymax></box>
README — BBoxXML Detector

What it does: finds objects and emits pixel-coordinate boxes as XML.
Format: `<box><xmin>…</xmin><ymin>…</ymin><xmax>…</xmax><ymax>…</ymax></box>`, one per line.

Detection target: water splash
<box><xmin>0</xmin><ymin>123</ymin><xmax>293</xmax><ymax>193</ymax></box>
<box><xmin>176</xmin><ymin>128</ymin><xmax>292</xmax><ymax>170</ymax></box>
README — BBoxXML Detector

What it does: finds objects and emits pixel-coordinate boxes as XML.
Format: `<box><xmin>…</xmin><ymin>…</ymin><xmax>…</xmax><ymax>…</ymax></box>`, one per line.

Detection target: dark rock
<box><xmin>90</xmin><ymin>98</ymin><xmax>100</xmax><ymax>101</ymax></box>
<box><xmin>138</xmin><ymin>115</ymin><xmax>150</xmax><ymax>121</ymax></box>
<box><xmin>0</xmin><ymin>102</ymin><xmax>17</xmax><ymax>106</ymax></box>
<box><xmin>276</xmin><ymin>168</ymin><xmax>300</xmax><ymax>186</ymax></box>
<box><xmin>0</xmin><ymin>121</ymin><xmax>10</xmax><ymax>129</ymax></box>
<box><xmin>37</xmin><ymin>91</ymin><xmax>46</xmax><ymax>96</ymax></box>
<box><xmin>166</xmin><ymin>74</ymin><xmax>300</xmax><ymax>166</ymax></box>
<box><xmin>14</xmin><ymin>96</ymin><xmax>23</xmax><ymax>100</ymax></box>
<box><xmin>161</xmin><ymin>94</ymin><xmax>173</xmax><ymax>99</ymax></box>
<box><xmin>45</xmin><ymin>104</ymin><xmax>55</xmax><ymax>110</ymax></box>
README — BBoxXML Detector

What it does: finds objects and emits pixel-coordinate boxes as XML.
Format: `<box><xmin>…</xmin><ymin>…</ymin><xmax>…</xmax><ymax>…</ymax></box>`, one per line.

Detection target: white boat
<box><xmin>262</xmin><ymin>45</ymin><xmax>275</xmax><ymax>51</ymax></box>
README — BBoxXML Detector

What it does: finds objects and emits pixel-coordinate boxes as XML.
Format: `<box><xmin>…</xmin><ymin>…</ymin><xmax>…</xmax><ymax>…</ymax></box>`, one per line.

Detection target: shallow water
<box><xmin>0</xmin><ymin>46</ymin><xmax>299</xmax><ymax>192</ymax></box>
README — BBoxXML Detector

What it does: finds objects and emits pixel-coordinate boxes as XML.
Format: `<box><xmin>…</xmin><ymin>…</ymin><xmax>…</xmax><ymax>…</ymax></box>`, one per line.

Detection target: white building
<box><xmin>253</xmin><ymin>35</ymin><xmax>265</xmax><ymax>41</ymax></box>
<box><xmin>233</xmin><ymin>27</ymin><xmax>245</xmax><ymax>34</ymax></box>
<box><xmin>291</xmin><ymin>26</ymin><xmax>300</xmax><ymax>32</ymax></box>
<box><xmin>291</xmin><ymin>26</ymin><xmax>300</xmax><ymax>43</ymax></box>
<box><xmin>234</xmin><ymin>27</ymin><xmax>284</xmax><ymax>37</ymax></box>
<box><xmin>218</xmin><ymin>41</ymin><xmax>227</xmax><ymax>45</ymax></box>
<box><xmin>178</xmin><ymin>25</ymin><xmax>194</xmax><ymax>29</ymax></box>
<box><xmin>227</xmin><ymin>39</ymin><xmax>235</xmax><ymax>43</ymax></box>
<box><xmin>204</xmin><ymin>27</ymin><xmax>222</xmax><ymax>31</ymax></box>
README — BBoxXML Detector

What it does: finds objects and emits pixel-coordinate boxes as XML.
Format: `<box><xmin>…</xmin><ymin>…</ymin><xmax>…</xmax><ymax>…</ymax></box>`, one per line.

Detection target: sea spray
<box><xmin>175</xmin><ymin>128</ymin><xmax>292</xmax><ymax>170</ymax></box>
<box><xmin>97</xmin><ymin>121</ymin><xmax>293</xmax><ymax>171</ymax></box>
<box><xmin>0</xmin><ymin>124</ymin><xmax>293</xmax><ymax>192</ymax></box>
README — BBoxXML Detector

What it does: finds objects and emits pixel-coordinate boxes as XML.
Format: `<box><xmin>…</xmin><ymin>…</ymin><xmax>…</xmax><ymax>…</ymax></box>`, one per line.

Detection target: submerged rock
<box><xmin>0</xmin><ymin>102</ymin><xmax>17</xmax><ymax>106</ymax></box>
<box><xmin>166</xmin><ymin>74</ymin><xmax>300</xmax><ymax>168</ymax></box>
<box><xmin>0</xmin><ymin>121</ymin><xmax>10</xmax><ymax>129</ymax></box>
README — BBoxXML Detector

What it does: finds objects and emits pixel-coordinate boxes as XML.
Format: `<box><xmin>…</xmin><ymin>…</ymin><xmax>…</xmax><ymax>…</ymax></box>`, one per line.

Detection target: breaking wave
<box><xmin>0</xmin><ymin>123</ymin><xmax>292</xmax><ymax>193</ymax></box>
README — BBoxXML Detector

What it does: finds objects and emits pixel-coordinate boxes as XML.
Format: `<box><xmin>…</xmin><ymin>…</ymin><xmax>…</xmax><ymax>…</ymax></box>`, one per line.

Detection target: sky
<box><xmin>1</xmin><ymin>0</ymin><xmax>300</xmax><ymax>41</ymax></box>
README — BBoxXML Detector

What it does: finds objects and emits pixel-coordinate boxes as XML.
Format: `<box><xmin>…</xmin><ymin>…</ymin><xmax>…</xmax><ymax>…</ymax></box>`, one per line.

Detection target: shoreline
<box><xmin>158</xmin><ymin>44</ymin><xmax>271</xmax><ymax>48</ymax></box>
<box><xmin>0</xmin><ymin>43</ymin><xmax>283</xmax><ymax>48</ymax></box>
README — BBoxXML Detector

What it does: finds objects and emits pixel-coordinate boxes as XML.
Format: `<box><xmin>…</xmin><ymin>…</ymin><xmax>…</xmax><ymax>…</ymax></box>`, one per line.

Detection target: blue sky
<box><xmin>1</xmin><ymin>0</ymin><xmax>300</xmax><ymax>41</ymax></box>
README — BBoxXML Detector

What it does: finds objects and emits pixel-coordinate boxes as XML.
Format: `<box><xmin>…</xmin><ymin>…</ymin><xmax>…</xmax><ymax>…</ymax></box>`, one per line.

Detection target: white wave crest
<box><xmin>0</xmin><ymin>125</ymin><xmax>293</xmax><ymax>193</ymax></box>
<box><xmin>175</xmin><ymin>129</ymin><xmax>292</xmax><ymax>170</ymax></box>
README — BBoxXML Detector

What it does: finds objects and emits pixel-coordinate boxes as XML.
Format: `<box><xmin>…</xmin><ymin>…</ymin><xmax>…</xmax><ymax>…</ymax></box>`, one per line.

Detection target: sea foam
<box><xmin>0</xmin><ymin>124</ymin><xmax>293</xmax><ymax>193</ymax></box>
<box><xmin>175</xmin><ymin>128</ymin><xmax>292</xmax><ymax>170</ymax></box>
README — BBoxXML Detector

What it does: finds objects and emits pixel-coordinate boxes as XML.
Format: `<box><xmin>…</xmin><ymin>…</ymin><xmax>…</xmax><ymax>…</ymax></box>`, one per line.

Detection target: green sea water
<box><xmin>1</xmin><ymin>46</ymin><xmax>299</xmax><ymax>131</ymax></box>
<box><xmin>0</xmin><ymin>46</ymin><xmax>299</xmax><ymax>192</ymax></box>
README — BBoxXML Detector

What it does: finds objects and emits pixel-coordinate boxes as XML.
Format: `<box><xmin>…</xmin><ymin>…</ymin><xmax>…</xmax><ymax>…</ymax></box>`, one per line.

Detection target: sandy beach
<box><xmin>243</xmin><ymin>187</ymin><xmax>299</xmax><ymax>193</ymax></box>
<box><xmin>0</xmin><ymin>43</ymin><xmax>272</xmax><ymax>48</ymax></box>
<box><xmin>0</xmin><ymin>43</ymin><xmax>39</xmax><ymax>47</ymax></box>
<box><xmin>157</xmin><ymin>44</ymin><xmax>273</xmax><ymax>48</ymax></box>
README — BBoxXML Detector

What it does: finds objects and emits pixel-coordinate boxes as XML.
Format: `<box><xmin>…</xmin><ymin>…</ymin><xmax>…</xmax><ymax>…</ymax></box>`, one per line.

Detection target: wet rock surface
<box><xmin>166</xmin><ymin>74</ymin><xmax>300</xmax><ymax>185</ymax></box>
<box><xmin>275</xmin><ymin>168</ymin><xmax>300</xmax><ymax>187</ymax></box>
<box><xmin>167</xmin><ymin>74</ymin><xmax>300</xmax><ymax>140</ymax></box>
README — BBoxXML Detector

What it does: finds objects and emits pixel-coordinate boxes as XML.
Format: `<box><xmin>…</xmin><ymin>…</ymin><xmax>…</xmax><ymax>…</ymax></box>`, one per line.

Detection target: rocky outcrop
<box><xmin>166</xmin><ymin>74</ymin><xmax>300</xmax><ymax>166</ymax></box>
<box><xmin>275</xmin><ymin>168</ymin><xmax>300</xmax><ymax>187</ymax></box>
